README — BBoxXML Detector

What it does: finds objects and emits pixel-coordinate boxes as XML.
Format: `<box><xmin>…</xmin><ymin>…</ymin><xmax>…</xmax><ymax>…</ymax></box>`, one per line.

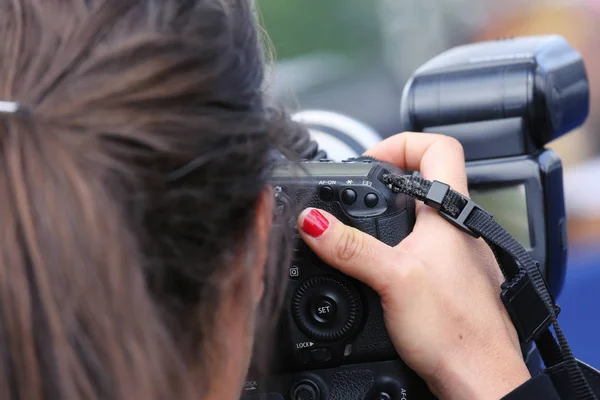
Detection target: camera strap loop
<box><xmin>381</xmin><ymin>172</ymin><xmax>597</xmax><ymax>400</ymax></box>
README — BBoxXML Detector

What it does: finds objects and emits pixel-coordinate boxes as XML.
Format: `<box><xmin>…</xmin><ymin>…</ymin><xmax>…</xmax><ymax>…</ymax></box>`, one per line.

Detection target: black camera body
<box><xmin>245</xmin><ymin>158</ymin><xmax>436</xmax><ymax>399</ymax></box>
<box><xmin>271</xmin><ymin>158</ymin><xmax>414</xmax><ymax>369</ymax></box>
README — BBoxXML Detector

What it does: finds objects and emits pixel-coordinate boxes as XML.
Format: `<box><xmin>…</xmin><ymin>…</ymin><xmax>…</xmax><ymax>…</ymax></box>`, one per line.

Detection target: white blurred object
<box><xmin>564</xmin><ymin>157</ymin><xmax>600</xmax><ymax>218</ymax></box>
<box><xmin>292</xmin><ymin>110</ymin><xmax>383</xmax><ymax>161</ymax></box>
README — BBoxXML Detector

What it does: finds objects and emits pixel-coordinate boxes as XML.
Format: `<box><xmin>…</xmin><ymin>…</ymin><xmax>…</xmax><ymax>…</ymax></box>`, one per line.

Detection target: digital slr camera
<box><xmin>243</xmin><ymin>36</ymin><xmax>589</xmax><ymax>400</ymax></box>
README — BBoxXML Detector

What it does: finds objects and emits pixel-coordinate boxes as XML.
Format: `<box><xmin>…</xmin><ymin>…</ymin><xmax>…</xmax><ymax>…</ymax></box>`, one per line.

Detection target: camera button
<box><xmin>313</xmin><ymin>299</ymin><xmax>336</xmax><ymax>322</ymax></box>
<box><xmin>309</xmin><ymin>348</ymin><xmax>332</xmax><ymax>362</ymax></box>
<box><xmin>289</xmin><ymin>266</ymin><xmax>301</xmax><ymax>279</ymax></box>
<box><xmin>319</xmin><ymin>186</ymin><xmax>334</xmax><ymax>201</ymax></box>
<box><xmin>364</xmin><ymin>193</ymin><xmax>379</xmax><ymax>207</ymax></box>
<box><xmin>341</xmin><ymin>189</ymin><xmax>357</xmax><ymax>205</ymax></box>
<box><xmin>291</xmin><ymin>380</ymin><xmax>321</xmax><ymax>400</ymax></box>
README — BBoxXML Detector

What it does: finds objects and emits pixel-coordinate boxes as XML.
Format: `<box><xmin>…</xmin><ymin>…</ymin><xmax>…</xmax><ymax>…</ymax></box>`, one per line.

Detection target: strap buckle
<box><xmin>425</xmin><ymin>181</ymin><xmax>492</xmax><ymax>239</ymax></box>
<box><xmin>501</xmin><ymin>269</ymin><xmax>559</xmax><ymax>343</ymax></box>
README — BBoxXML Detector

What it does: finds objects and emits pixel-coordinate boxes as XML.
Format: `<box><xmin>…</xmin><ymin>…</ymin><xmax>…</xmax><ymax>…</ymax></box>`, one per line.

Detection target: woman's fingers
<box><xmin>365</xmin><ymin>132</ymin><xmax>469</xmax><ymax>196</ymax></box>
<box><xmin>297</xmin><ymin>208</ymin><xmax>405</xmax><ymax>294</ymax></box>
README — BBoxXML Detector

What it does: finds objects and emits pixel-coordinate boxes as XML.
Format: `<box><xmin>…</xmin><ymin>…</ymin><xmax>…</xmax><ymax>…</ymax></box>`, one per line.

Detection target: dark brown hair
<box><xmin>0</xmin><ymin>0</ymin><xmax>295</xmax><ymax>398</ymax></box>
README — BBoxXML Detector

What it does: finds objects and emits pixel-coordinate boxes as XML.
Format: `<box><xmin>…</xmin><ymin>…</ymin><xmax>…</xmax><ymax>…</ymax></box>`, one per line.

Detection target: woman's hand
<box><xmin>297</xmin><ymin>132</ymin><xmax>531</xmax><ymax>400</ymax></box>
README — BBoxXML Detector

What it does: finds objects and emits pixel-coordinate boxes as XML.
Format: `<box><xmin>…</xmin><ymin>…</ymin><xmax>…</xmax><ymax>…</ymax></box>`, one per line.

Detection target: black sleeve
<box><xmin>501</xmin><ymin>374</ymin><xmax>560</xmax><ymax>400</ymax></box>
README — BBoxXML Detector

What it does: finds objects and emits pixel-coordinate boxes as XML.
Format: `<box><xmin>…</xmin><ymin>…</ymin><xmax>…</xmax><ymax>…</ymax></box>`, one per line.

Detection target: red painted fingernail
<box><xmin>301</xmin><ymin>209</ymin><xmax>330</xmax><ymax>238</ymax></box>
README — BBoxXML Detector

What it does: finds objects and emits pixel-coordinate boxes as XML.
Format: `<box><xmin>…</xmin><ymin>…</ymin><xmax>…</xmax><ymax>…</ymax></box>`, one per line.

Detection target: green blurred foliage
<box><xmin>257</xmin><ymin>0</ymin><xmax>381</xmax><ymax>60</ymax></box>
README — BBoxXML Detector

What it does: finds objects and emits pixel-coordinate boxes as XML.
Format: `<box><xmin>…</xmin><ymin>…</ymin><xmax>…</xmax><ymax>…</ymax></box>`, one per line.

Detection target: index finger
<box><xmin>365</xmin><ymin>132</ymin><xmax>468</xmax><ymax>196</ymax></box>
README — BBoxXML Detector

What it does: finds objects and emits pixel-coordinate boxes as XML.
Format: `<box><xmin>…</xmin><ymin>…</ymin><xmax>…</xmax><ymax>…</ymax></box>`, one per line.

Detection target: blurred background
<box><xmin>257</xmin><ymin>0</ymin><xmax>600</xmax><ymax>367</ymax></box>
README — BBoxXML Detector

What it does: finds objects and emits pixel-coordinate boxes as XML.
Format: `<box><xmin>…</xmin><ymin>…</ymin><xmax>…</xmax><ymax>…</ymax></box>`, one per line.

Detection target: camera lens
<box><xmin>291</xmin><ymin>276</ymin><xmax>362</xmax><ymax>342</ymax></box>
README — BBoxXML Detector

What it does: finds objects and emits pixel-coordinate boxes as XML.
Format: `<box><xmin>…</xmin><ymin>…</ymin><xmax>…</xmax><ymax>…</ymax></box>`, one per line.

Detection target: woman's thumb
<box><xmin>297</xmin><ymin>208</ymin><xmax>396</xmax><ymax>293</ymax></box>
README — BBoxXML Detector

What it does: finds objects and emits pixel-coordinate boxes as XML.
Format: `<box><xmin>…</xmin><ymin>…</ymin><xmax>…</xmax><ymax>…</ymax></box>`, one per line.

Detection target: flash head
<box><xmin>399</xmin><ymin>35</ymin><xmax>590</xmax><ymax>161</ymax></box>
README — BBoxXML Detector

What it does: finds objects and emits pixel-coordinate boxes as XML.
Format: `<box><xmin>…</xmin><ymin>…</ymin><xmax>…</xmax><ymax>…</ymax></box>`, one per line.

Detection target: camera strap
<box><xmin>381</xmin><ymin>172</ymin><xmax>598</xmax><ymax>400</ymax></box>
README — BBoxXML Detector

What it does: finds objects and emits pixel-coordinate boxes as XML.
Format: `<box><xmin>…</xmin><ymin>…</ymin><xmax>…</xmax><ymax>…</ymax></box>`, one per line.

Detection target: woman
<box><xmin>0</xmin><ymin>0</ymin><xmax>563</xmax><ymax>399</ymax></box>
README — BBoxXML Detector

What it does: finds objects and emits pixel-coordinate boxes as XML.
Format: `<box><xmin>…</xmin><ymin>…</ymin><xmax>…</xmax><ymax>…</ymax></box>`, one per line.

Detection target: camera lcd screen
<box><xmin>469</xmin><ymin>185</ymin><xmax>531</xmax><ymax>248</ymax></box>
<box><xmin>270</xmin><ymin>163</ymin><xmax>374</xmax><ymax>178</ymax></box>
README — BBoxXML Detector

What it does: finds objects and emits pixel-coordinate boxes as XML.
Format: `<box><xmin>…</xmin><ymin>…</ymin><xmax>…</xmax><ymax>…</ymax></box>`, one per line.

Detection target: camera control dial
<box><xmin>291</xmin><ymin>276</ymin><xmax>362</xmax><ymax>342</ymax></box>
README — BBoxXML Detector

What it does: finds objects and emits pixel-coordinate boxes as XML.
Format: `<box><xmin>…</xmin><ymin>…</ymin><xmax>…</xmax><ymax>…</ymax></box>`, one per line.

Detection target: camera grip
<box><xmin>328</xmin><ymin>369</ymin><xmax>374</xmax><ymax>400</ymax></box>
<box><xmin>374</xmin><ymin>206</ymin><xmax>415</xmax><ymax>247</ymax></box>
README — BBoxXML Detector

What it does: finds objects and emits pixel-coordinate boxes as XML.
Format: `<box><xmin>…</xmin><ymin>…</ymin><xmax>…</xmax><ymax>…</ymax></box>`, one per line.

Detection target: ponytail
<box><xmin>0</xmin><ymin>114</ymin><xmax>194</xmax><ymax>399</ymax></box>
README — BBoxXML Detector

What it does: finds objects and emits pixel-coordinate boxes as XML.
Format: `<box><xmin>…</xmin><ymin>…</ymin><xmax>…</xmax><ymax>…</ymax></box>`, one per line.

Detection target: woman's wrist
<box><xmin>426</xmin><ymin>350</ymin><xmax>532</xmax><ymax>400</ymax></box>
